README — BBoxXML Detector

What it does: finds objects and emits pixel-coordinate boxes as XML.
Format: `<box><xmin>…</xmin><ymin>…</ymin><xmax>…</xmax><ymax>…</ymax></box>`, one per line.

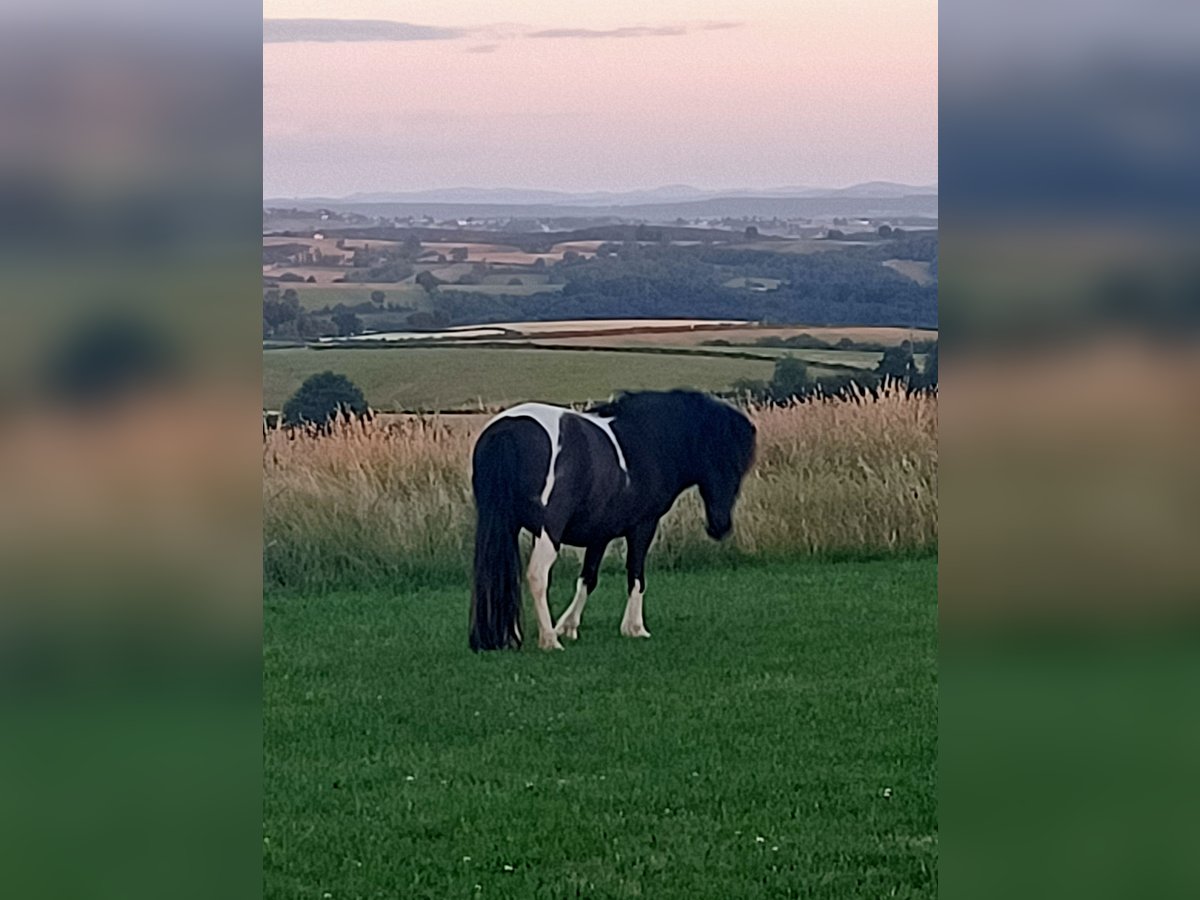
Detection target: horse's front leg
<box><xmin>527</xmin><ymin>530</ymin><xmax>563</xmax><ymax>651</ymax></box>
<box><xmin>621</xmin><ymin>519</ymin><xmax>657</xmax><ymax>638</ymax></box>
<box><xmin>555</xmin><ymin>540</ymin><xmax>608</xmax><ymax>640</ymax></box>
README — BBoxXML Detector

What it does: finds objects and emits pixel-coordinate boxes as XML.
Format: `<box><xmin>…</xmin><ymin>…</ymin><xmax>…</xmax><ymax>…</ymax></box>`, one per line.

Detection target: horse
<box><xmin>468</xmin><ymin>389</ymin><xmax>757</xmax><ymax>652</ymax></box>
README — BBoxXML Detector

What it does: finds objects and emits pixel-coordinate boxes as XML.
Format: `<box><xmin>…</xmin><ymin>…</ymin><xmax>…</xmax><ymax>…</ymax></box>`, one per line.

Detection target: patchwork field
<box><xmin>445</xmin><ymin>283</ymin><xmax>564</xmax><ymax>296</ymax></box>
<box><xmin>264</xmin><ymin>557</ymin><xmax>938</xmax><ymax>899</ymax></box>
<box><xmin>883</xmin><ymin>259</ymin><xmax>935</xmax><ymax>286</ymax></box>
<box><xmin>263</xmin><ymin>347</ymin><xmax>774</xmax><ymax>411</ymax></box>
<box><xmin>262</xmin><ymin>265</ymin><xmax>353</xmax><ymax>284</ymax></box>
<box><xmin>280</xmin><ymin>284</ymin><xmax>431</xmax><ymax>311</ymax></box>
<box><xmin>545</xmin><ymin>325</ymin><xmax>937</xmax><ymax>347</ymax></box>
<box><xmin>414</xmin><ymin>243</ymin><xmax>563</xmax><ymax>265</ymax></box>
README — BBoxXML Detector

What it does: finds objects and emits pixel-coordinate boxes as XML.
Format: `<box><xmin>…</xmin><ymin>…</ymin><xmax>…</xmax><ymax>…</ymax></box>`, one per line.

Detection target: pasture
<box><xmin>263</xmin><ymin>556</ymin><xmax>937</xmax><ymax>899</ymax></box>
<box><xmin>280</xmin><ymin>284</ymin><xmax>431</xmax><ymax>311</ymax></box>
<box><xmin>544</xmin><ymin>325</ymin><xmax>937</xmax><ymax>348</ymax></box>
<box><xmin>263</xmin><ymin>391</ymin><xmax>939</xmax><ymax>897</ymax></box>
<box><xmin>262</xmin><ymin>347</ymin><xmax>775</xmax><ymax>411</ymax></box>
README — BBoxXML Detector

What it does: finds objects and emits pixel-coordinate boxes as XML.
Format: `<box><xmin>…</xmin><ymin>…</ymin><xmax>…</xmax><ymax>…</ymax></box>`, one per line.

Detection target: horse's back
<box><xmin>474</xmin><ymin>403</ymin><xmax>635</xmax><ymax>544</ymax></box>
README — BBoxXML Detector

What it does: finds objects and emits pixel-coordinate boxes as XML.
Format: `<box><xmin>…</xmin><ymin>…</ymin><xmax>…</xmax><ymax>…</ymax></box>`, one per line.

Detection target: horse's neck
<box><xmin>627</xmin><ymin>416</ymin><xmax>702</xmax><ymax>494</ymax></box>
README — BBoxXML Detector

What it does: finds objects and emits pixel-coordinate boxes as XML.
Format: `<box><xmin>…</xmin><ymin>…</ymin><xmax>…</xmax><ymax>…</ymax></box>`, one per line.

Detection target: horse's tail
<box><xmin>469</xmin><ymin>429</ymin><xmax>523</xmax><ymax>651</ymax></box>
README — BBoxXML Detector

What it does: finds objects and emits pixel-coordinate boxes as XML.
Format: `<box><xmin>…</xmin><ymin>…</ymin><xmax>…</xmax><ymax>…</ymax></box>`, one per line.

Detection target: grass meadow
<box><xmin>264</xmin><ymin>557</ymin><xmax>937</xmax><ymax>899</ymax></box>
<box><xmin>263</xmin><ymin>347</ymin><xmax>777</xmax><ymax>412</ymax></box>
<box><xmin>264</xmin><ymin>391</ymin><xmax>938</xmax><ymax>897</ymax></box>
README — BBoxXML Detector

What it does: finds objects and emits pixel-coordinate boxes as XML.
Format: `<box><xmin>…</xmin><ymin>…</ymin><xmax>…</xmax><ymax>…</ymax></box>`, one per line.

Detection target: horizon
<box><xmin>265</xmin><ymin>179</ymin><xmax>940</xmax><ymax>203</ymax></box>
<box><xmin>264</xmin><ymin>1</ymin><xmax>937</xmax><ymax>198</ymax></box>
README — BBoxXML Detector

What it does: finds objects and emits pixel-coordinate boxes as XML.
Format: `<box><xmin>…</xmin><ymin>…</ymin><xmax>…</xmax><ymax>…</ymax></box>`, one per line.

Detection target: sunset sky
<box><xmin>263</xmin><ymin>1</ymin><xmax>937</xmax><ymax>198</ymax></box>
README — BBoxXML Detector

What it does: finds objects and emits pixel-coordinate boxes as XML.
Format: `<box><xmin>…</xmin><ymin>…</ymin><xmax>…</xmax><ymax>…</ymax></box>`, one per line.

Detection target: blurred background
<box><xmin>941</xmin><ymin>1</ymin><xmax>1199</xmax><ymax>897</ymax></box>
<box><xmin>0</xmin><ymin>3</ymin><xmax>261</xmax><ymax>899</ymax></box>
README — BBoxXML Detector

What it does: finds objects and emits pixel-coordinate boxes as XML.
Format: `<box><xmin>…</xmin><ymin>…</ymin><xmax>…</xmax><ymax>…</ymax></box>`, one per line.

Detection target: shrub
<box><xmin>282</xmin><ymin>371</ymin><xmax>368</xmax><ymax>428</ymax></box>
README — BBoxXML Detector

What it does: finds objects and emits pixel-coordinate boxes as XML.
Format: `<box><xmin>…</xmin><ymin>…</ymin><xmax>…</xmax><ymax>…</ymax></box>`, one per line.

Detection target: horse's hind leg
<box><xmin>528</xmin><ymin>530</ymin><xmax>563</xmax><ymax>651</ymax></box>
<box><xmin>555</xmin><ymin>541</ymin><xmax>607</xmax><ymax>640</ymax></box>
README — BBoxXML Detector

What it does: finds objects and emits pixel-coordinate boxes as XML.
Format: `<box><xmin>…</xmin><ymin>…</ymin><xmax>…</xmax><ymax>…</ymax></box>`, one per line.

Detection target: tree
<box><xmin>449</xmin><ymin>246</ymin><xmax>468</xmax><ymax>262</ymax></box>
<box><xmin>875</xmin><ymin>343</ymin><xmax>919</xmax><ymax>384</ymax></box>
<box><xmin>921</xmin><ymin>343</ymin><xmax>938</xmax><ymax>389</ymax></box>
<box><xmin>282</xmin><ymin>371</ymin><xmax>367</xmax><ymax>427</ymax></box>
<box><xmin>507</xmin><ymin>277</ymin><xmax>523</xmax><ymax>286</ymax></box>
<box><xmin>306</xmin><ymin>275</ymin><xmax>317</xmax><ymax>283</ymax></box>
<box><xmin>878</xmin><ymin>224</ymin><xmax>893</xmax><ymax>238</ymax></box>
<box><xmin>415</xmin><ymin>270</ymin><xmax>440</xmax><ymax>294</ymax></box>
<box><xmin>770</xmin><ymin>356</ymin><xmax>809</xmax><ymax>398</ymax></box>
<box><xmin>263</xmin><ymin>288</ymin><xmax>301</xmax><ymax>335</ymax></box>
<box><xmin>370</xmin><ymin>290</ymin><xmax>385</xmax><ymax>307</ymax></box>
<box><xmin>745</xmin><ymin>225</ymin><xmax>759</xmax><ymax>239</ymax></box>
<box><xmin>332</xmin><ymin>311</ymin><xmax>363</xmax><ymax>337</ymax></box>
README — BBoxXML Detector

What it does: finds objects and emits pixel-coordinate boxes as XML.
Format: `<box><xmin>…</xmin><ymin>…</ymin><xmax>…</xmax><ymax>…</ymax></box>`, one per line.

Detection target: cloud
<box><xmin>263</xmin><ymin>19</ymin><xmax>745</xmax><ymax>45</ymax></box>
<box><xmin>528</xmin><ymin>26</ymin><xmax>687</xmax><ymax>39</ymax></box>
<box><xmin>527</xmin><ymin>22</ymin><xmax>743</xmax><ymax>39</ymax></box>
<box><xmin>263</xmin><ymin>19</ymin><xmax>463</xmax><ymax>44</ymax></box>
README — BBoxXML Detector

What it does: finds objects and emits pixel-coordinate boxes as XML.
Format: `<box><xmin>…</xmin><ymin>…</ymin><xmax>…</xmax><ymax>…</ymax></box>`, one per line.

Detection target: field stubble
<box><xmin>264</xmin><ymin>388</ymin><xmax>937</xmax><ymax>593</ymax></box>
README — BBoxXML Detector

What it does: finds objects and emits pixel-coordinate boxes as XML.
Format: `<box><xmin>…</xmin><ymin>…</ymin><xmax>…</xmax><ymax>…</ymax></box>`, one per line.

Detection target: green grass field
<box><xmin>281</xmin><ymin>284</ymin><xmax>430</xmax><ymax>311</ymax></box>
<box><xmin>447</xmin><ymin>283</ymin><xmax>565</xmax><ymax>296</ymax></box>
<box><xmin>263</xmin><ymin>347</ymin><xmax>775</xmax><ymax>411</ymax></box>
<box><xmin>264</xmin><ymin>556</ymin><xmax>937</xmax><ymax>899</ymax></box>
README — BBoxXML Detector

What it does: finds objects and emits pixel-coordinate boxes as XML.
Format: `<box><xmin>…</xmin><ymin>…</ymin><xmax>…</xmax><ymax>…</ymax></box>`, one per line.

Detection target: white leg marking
<box><xmin>528</xmin><ymin>531</ymin><xmax>563</xmax><ymax>651</ymax></box>
<box><xmin>620</xmin><ymin>581</ymin><xmax>651</xmax><ymax>638</ymax></box>
<box><xmin>555</xmin><ymin>578</ymin><xmax>590</xmax><ymax>640</ymax></box>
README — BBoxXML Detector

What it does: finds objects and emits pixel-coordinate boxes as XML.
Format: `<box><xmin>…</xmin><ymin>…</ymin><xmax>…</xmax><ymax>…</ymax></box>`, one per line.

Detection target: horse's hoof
<box><xmin>539</xmin><ymin>636</ymin><xmax>565</xmax><ymax>651</ymax></box>
<box><xmin>555</xmin><ymin>621</ymin><xmax>579</xmax><ymax>640</ymax></box>
<box><xmin>620</xmin><ymin>625</ymin><xmax>651</xmax><ymax>639</ymax></box>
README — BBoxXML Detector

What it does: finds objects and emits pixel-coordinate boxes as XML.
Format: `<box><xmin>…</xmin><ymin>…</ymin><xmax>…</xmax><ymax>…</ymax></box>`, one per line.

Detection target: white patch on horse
<box><xmin>527</xmin><ymin>530</ymin><xmax>563</xmax><ymax>651</ymax></box>
<box><xmin>555</xmin><ymin>578</ymin><xmax>590</xmax><ymax>640</ymax></box>
<box><xmin>488</xmin><ymin>402</ymin><xmax>629</xmax><ymax>506</ymax></box>
<box><xmin>620</xmin><ymin>580</ymin><xmax>650</xmax><ymax>638</ymax></box>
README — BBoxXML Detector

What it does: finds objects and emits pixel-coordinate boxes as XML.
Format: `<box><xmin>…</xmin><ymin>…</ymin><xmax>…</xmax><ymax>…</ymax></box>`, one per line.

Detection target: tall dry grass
<box><xmin>264</xmin><ymin>387</ymin><xmax>937</xmax><ymax>593</ymax></box>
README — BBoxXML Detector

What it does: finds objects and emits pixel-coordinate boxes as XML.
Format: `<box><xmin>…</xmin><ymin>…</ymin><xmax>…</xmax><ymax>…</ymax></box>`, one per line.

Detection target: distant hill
<box><xmin>265</xmin><ymin>182</ymin><xmax>938</xmax><ymax>212</ymax></box>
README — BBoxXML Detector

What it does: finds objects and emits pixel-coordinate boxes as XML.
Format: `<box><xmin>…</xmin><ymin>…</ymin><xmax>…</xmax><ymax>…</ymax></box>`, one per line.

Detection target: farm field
<box><xmin>724</xmin><ymin>276</ymin><xmax>783</xmax><ymax>290</ymax></box>
<box><xmin>883</xmin><ymin>259</ymin><xmax>935</xmax><ymax>286</ymax></box>
<box><xmin>546</xmin><ymin>325</ymin><xmax>937</xmax><ymax>347</ymax></box>
<box><xmin>263</xmin><ymin>556</ymin><xmax>938</xmax><ymax>899</ymax></box>
<box><xmin>281</xmin><ymin>284</ymin><xmax>431</xmax><ymax>311</ymax></box>
<box><xmin>729</xmin><ymin>239</ymin><xmax>850</xmax><ymax>254</ymax></box>
<box><xmin>262</xmin><ymin>265</ymin><xmax>351</xmax><ymax>284</ymax></box>
<box><xmin>417</xmin><ymin>243</ymin><xmax>562</xmax><ymax>265</ymax></box>
<box><xmin>446</xmin><ymin>283</ymin><xmax>564</xmax><ymax>296</ymax></box>
<box><xmin>490</xmin><ymin>341</ymin><xmax>882</xmax><ymax>376</ymax></box>
<box><xmin>480</xmin><ymin>318</ymin><xmax>750</xmax><ymax>334</ymax></box>
<box><xmin>562</xmin><ymin>343</ymin><xmax>902</xmax><ymax>370</ymax></box>
<box><xmin>263</xmin><ymin>347</ymin><xmax>774</xmax><ymax>411</ymax></box>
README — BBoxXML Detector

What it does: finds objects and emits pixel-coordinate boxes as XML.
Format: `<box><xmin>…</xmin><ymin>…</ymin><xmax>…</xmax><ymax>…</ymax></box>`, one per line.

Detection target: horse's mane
<box><xmin>587</xmin><ymin>389</ymin><xmax>722</xmax><ymax>420</ymax></box>
<box><xmin>587</xmin><ymin>390</ymin><xmax>754</xmax><ymax>471</ymax></box>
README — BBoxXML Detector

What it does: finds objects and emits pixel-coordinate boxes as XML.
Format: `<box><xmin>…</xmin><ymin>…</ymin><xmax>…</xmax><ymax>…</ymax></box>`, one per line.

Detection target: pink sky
<box><xmin>263</xmin><ymin>1</ymin><xmax>937</xmax><ymax>197</ymax></box>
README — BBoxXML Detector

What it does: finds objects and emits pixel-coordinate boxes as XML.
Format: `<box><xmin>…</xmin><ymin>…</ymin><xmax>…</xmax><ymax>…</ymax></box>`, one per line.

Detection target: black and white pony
<box><xmin>468</xmin><ymin>389</ymin><xmax>756</xmax><ymax>652</ymax></box>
